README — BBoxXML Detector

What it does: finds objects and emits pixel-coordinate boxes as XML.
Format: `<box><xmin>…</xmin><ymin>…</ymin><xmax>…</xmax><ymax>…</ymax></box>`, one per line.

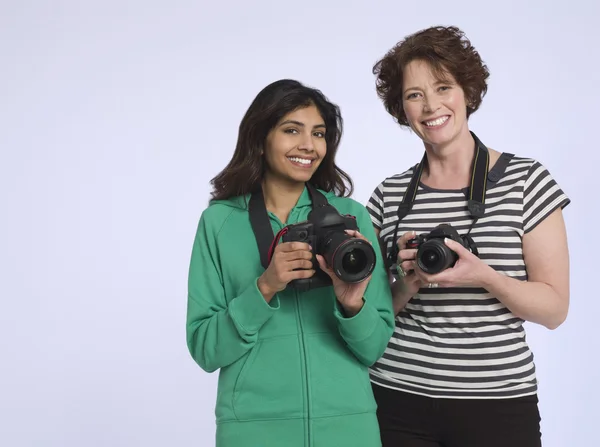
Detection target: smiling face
<box><xmin>402</xmin><ymin>59</ymin><xmax>470</xmax><ymax>149</ymax></box>
<box><xmin>263</xmin><ymin>104</ymin><xmax>327</xmax><ymax>186</ymax></box>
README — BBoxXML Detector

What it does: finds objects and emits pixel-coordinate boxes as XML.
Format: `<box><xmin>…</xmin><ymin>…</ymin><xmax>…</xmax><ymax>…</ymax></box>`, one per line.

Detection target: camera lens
<box><xmin>421</xmin><ymin>249</ymin><xmax>440</xmax><ymax>269</ymax></box>
<box><xmin>323</xmin><ymin>232</ymin><xmax>376</xmax><ymax>283</ymax></box>
<box><xmin>416</xmin><ymin>240</ymin><xmax>456</xmax><ymax>274</ymax></box>
<box><xmin>341</xmin><ymin>249</ymin><xmax>368</xmax><ymax>275</ymax></box>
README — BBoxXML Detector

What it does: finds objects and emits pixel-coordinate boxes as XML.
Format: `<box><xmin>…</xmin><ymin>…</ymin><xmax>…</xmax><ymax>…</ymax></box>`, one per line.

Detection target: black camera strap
<box><xmin>248</xmin><ymin>187</ymin><xmax>274</xmax><ymax>270</ymax></box>
<box><xmin>385</xmin><ymin>132</ymin><xmax>513</xmax><ymax>270</ymax></box>
<box><xmin>305</xmin><ymin>182</ymin><xmax>329</xmax><ymax>208</ymax></box>
<box><xmin>249</xmin><ymin>183</ymin><xmax>328</xmax><ymax>270</ymax></box>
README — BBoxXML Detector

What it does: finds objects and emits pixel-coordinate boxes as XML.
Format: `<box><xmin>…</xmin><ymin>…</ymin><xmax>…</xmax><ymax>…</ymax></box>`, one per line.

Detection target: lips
<box><xmin>422</xmin><ymin>116</ymin><xmax>450</xmax><ymax>127</ymax></box>
<box><xmin>287</xmin><ymin>156</ymin><xmax>315</xmax><ymax>167</ymax></box>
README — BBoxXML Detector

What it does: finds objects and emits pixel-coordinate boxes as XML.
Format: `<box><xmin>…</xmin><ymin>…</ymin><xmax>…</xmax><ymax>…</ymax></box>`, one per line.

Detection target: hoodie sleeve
<box><xmin>333</xmin><ymin>203</ymin><xmax>395</xmax><ymax>366</ymax></box>
<box><xmin>186</xmin><ymin>209</ymin><xmax>279</xmax><ymax>373</ymax></box>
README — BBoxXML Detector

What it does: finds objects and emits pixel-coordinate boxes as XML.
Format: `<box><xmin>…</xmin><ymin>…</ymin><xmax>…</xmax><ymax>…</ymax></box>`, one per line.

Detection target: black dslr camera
<box><xmin>407</xmin><ymin>224</ymin><xmax>479</xmax><ymax>275</ymax></box>
<box><xmin>281</xmin><ymin>204</ymin><xmax>376</xmax><ymax>291</ymax></box>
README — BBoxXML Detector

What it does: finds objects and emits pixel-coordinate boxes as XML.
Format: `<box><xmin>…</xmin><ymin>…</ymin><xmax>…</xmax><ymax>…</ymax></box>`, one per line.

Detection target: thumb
<box><xmin>444</xmin><ymin>237</ymin><xmax>470</xmax><ymax>256</ymax></box>
<box><xmin>316</xmin><ymin>255</ymin><xmax>335</xmax><ymax>279</ymax></box>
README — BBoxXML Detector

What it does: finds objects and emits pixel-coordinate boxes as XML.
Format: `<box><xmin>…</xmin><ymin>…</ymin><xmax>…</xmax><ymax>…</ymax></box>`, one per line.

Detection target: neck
<box><xmin>422</xmin><ymin>130</ymin><xmax>476</xmax><ymax>189</ymax></box>
<box><xmin>262</xmin><ymin>174</ymin><xmax>305</xmax><ymax>223</ymax></box>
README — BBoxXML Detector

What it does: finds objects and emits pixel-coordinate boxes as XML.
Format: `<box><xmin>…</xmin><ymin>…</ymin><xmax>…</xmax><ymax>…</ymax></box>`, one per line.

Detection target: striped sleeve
<box><xmin>523</xmin><ymin>161</ymin><xmax>570</xmax><ymax>233</ymax></box>
<box><xmin>366</xmin><ymin>183</ymin><xmax>385</xmax><ymax>231</ymax></box>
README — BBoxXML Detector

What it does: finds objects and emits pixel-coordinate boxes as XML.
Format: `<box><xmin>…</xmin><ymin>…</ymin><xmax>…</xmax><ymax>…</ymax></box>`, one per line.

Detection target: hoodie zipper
<box><xmin>273</xmin><ymin>208</ymin><xmax>311</xmax><ymax>445</ymax></box>
<box><xmin>295</xmin><ymin>289</ymin><xmax>311</xmax><ymax>446</ymax></box>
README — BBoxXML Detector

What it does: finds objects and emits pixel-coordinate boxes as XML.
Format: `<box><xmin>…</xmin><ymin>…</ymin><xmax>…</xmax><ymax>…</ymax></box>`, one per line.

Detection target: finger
<box><xmin>277</xmin><ymin>242</ymin><xmax>312</xmax><ymax>252</ymax></box>
<box><xmin>316</xmin><ymin>255</ymin><xmax>335</xmax><ymax>278</ymax></box>
<box><xmin>344</xmin><ymin>229</ymin><xmax>370</xmax><ymax>243</ymax></box>
<box><xmin>281</xmin><ymin>249</ymin><xmax>313</xmax><ymax>261</ymax></box>
<box><xmin>412</xmin><ymin>265</ymin><xmax>430</xmax><ymax>282</ymax></box>
<box><xmin>397</xmin><ymin>231</ymin><xmax>417</xmax><ymax>249</ymax></box>
<box><xmin>287</xmin><ymin>259</ymin><xmax>314</xmax><ymax>271</ymax></box>
<box><xmin>287</xmin><ymin>269</ymin><xmax>316</xmax><ymax>280</ymax></box>
<box><xmin>398</xmin><ymin>248</ymin><xmax>418</xmax><ymax>262</ymax></box>
<box><xmin>444</xmin><ymin>238</ymin><xmax>470</xmax><ymax>257</ymax></box>
<box><xmin>401</xmin><ymin>260</ymin><xmax>415</xmax><ymax>273</ymax></box>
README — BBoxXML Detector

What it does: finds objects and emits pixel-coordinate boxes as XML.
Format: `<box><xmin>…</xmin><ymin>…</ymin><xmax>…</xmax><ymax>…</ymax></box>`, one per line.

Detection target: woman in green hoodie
<box><xmin>186</xmin><ymin>79</ymin><xmax>395</xmax><ymax>447</ymax></box>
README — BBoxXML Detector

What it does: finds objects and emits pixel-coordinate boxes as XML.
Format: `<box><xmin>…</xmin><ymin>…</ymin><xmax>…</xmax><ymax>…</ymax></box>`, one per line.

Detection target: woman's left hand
<box><xmin>316</xmin><ymin>230</ymin><xmax>371</xmax><ymax>317</ymax></box>
<box><xmin>415</xmin><ymin>238</ymin><xmax>494</xmax><ymax>288</ymax></box>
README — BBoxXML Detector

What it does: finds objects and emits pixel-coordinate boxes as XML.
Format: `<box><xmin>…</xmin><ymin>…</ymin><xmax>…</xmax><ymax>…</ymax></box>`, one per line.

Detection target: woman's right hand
<box><xmin>396</xmin><ymin>231</ymin><xmax>424</xmax><ymax>297</ymax></box>
<box><xmin>257</xmin><ymin>242</ymin><xmax>315</xmax><ymax>301</ymax></box>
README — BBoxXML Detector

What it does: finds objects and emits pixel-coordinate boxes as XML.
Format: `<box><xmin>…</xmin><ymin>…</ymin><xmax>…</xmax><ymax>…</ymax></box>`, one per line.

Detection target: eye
<box><xmin>313</xmin><ymin>131</ymin><xmax>325</xmax><ymax>138</ymax></box>
<box><xmin>283</xmin><ymin>128</ymin><xmax>299</xmax><ymax>134</ymax></box>
<box><xmin>438</xmin><ymin>85</ymin><xmax>451</xmax><ymax>92</ymax></box>
<box><xmin>406</xmin><ymin>92</ymin><xmax>420</xmax><ymax>100</ymax></box>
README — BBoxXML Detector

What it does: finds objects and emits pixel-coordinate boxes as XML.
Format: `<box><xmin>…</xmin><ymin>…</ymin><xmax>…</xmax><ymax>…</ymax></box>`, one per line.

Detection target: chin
<box><xmin>291</xmin><ymin>173</ymin><xmax>315</xmax><ymax>183</ymax></box>
<box><xmin>287</xmin><ymin>166</ymin><xmax>319</xmax><ymax>182</ymax></box>
<box><xmin>422</xmin><ymin>130</ymin><xmax>456</xmax><ymax>147</ymax></box>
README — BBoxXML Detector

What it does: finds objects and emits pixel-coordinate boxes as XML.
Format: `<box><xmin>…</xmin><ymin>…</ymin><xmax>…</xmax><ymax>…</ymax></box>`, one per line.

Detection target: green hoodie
<box><xmin>186</xmin><ymin>187</ymin><xmax>395</xmax><ymax>447</ymax></box>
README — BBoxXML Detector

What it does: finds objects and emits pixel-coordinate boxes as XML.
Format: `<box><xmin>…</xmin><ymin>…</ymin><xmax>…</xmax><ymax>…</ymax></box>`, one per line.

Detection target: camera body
<box><xmin>407</xmin><ymin>224</ymin><xmax>478</xmax><ymax>275</ymax></box>
<box><xmin>282</xmin><ymin>204</ymin><xmax>376</xmax><ymax>291</ymax></box>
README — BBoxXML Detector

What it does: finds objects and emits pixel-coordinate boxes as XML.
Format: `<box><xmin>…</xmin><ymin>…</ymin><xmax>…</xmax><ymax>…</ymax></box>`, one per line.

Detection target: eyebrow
<box><xmin>279</xmin><ymin>120</ymin><xmax>326</xmax><ymax>129</ymax></box>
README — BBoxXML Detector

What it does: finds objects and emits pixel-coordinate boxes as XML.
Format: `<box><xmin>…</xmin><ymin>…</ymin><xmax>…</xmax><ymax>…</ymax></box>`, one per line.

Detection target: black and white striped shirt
<box><xmin>367</xmin><ymin>155</ymin><xmax>570</xmax><ymax>399</ymax></box>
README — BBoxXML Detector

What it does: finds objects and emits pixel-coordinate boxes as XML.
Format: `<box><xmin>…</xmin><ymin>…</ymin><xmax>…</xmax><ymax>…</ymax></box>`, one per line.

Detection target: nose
<box><xmin>423</xmin><ymin>94</ymin><xmax>441</xmax><ymax>113</ymax></box>
<box><xmin>298</xmin><ymin>130</ymin><xmax>315</xmax><ymax>152</ymax></box>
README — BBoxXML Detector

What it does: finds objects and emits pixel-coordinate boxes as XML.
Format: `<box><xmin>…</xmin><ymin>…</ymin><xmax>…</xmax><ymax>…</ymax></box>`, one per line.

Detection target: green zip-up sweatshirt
<box><xmin>186</xmin><ymin>187</ymin><xmax>395</xmax><ymax>447</ymax></box>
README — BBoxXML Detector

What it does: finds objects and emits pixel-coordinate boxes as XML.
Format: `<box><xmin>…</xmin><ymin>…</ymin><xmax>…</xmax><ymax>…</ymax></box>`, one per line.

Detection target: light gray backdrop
<box><xmin>1</xmin><ymin>1</ymin><xmax>597</xmax><ymax>446</ymax></box>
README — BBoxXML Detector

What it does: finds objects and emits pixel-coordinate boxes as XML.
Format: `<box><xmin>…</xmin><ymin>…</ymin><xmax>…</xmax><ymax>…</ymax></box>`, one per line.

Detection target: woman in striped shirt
<box><xmin>367</xmin><ymin>25</ymin><xmax>570</xmax><ymax>447</ymax></box>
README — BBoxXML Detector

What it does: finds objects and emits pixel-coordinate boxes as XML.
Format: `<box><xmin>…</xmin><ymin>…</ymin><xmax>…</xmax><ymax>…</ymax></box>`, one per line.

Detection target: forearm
<box><xmin>335</xmin><ymin>283</ymin><xmax>395</xmax><ymax>366</ymax></box>
<box><xmin>187</xmin><ymin>279</ymin><xmax>279</xmax><ymax>372</ymax></box>
<box><xmin>336</xmin><ymin>299</ymin><xmax>395</xmax><ymax>366</ymax></box>
<box><xmin>481</xmin><ymin>267</ymin><xmax>568</xmax><ymax>330</ymax></box>
<box><xmin>390</xmin><ymin>280</ymin><xmax>414</xmax><ymax>315</ymax></box>
<box><xmin>187</xmin><ymin>307</ymin><xmax>257</xmax><ymax>372</ymax></box>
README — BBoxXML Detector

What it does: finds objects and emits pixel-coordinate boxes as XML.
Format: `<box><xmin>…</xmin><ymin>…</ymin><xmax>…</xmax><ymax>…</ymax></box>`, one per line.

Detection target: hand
<box><xmin>413</xmin><ymin>238</ymin><xmax>494</xmax><ymax>288</ymax></box>
<box><xmin>316</xmin><ymin>230</ymin><xmax>372</xmax><ymax>316</ymax></box>
<box><xmin>395</xmin><ymin>230</ymin><xmax>425</xmax><ymax>296</ymax></box>
<box><xmin>258</xmin><ymin>242</ymin><xmax>315</xmax><ymax>302</ymax></box>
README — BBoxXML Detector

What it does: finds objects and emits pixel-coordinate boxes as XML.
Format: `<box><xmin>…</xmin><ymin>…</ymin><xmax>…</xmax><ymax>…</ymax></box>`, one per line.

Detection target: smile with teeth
<box><xmin>423</xmin><ymin>116</ymin><xmax>449</xmax><ymax>127</ymax></box>
<box><xmin>288</xmin><ymin>156</ymin><xmax>314</xmax><ymax>167</ymax></box>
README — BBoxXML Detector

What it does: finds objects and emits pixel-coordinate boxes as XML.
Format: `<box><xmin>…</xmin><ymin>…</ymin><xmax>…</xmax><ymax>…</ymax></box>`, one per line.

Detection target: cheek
<box><xmin>264</xmin><ymin>138</ymin><xmax>286</xmax><ymax>164</ymax></box>
<box><xmin>263</xmin><ymin>148</ymin><xmax>280</xmax><ymax>171</ymax></box>
<box><xmin>403</xmin><ymin>102</ymin><xmax>420</xmax><ymax>125</ymax></box>
<box><xmin>448</xmin><ymin>92</ymin><xmax>467</xmax><ymax>114</ymax></box>
<box><xmin>316</xmin><ymin>139</ymin><xmax>327</xmax><ymax>158</ymax></box>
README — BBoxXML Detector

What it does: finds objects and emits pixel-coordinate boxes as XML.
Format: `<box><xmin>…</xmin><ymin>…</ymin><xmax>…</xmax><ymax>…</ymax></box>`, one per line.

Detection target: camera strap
<box><xmin>249</xmin><ymin>183</ymin><xmax>329</xmax><ymax>270</ymax></box>
<box><xmin>385</xmin><ymin>132</ymin><xmax>513</xmax><ymax>270</ymax></box>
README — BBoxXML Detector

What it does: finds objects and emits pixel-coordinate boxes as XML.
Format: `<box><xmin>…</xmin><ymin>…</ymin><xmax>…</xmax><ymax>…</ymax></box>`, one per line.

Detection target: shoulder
<box><xmin>198</xmin><ymin>200</ymin><xmax>243</xmax><ymax>236</ymax></box>
<box><xmin>370</xmin><ymin>165</ymin><xmax>418</xmax><ymax>198</ymax></box>
<box><xmin>376</xmin><ymin>166</ymin><xmax>417</xmax><ymax>190</ymax></box>
<box><xmin>327</xmin><ymin>195</ymin><xmax>369</xmax><ymax>217</ymax></box>
<box><xmin>502</xmin><ymin>154</ymin><xmax>565</xmax><ymax>188</ymax></box>
<box><xmin>504</xmin><ymin>154</ymin><xmax>559</xmax><ymax>178</ymax></box>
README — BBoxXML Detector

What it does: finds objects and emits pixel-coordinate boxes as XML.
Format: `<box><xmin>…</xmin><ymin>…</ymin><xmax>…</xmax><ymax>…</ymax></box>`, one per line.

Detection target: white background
<box><xmin>1</xmin><ymin>1</ymin><xmax>598</xmax><ymax>446</ymax></box>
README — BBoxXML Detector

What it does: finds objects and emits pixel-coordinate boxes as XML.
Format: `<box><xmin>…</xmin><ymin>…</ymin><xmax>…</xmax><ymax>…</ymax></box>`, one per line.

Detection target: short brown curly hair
<box><xmin>373</xmin><ymin>26</ymin><xmax>490</xmax><ymax>127</ymax></box>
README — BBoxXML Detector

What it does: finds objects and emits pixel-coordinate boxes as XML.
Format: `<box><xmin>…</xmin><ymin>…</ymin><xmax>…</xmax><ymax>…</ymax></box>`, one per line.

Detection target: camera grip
<box><xmin>406</xmin><ymin>238</ymin><xmax>419</xmax><ymax>249</ymax></box>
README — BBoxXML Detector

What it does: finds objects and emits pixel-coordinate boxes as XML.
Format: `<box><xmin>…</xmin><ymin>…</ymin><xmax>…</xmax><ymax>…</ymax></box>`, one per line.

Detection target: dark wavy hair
<box><xmin>209</xmin><ymin>79</ymin><xmax>353</xmax><ymax>201</ymax></box>
<box><xmin>373</xmin><ymin>26</ymin><xmax>490</xmax><ymax>127</ymax></box>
